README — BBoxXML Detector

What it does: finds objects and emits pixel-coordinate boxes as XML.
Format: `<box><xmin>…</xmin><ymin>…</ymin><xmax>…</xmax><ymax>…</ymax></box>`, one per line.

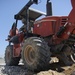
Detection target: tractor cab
<box><xmin>13</xmin><ymin>0</ymin><xmax>52</xmax><ymax>37</ymax></box>
<box><xmin>14</xmin><ymin>7</ymin><xmax>46</xmax><ymax>33</ymax></box>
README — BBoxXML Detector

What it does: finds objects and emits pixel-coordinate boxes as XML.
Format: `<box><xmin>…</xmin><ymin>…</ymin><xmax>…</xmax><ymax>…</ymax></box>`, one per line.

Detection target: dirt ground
<box><xmin>0</xmin><ymin>58</ymin><xmax>75</xmax><ymax>75</ymax></box>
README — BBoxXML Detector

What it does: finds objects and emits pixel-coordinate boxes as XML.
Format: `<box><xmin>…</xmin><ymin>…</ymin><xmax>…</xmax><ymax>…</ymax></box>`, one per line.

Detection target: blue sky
<box><xmin>0</xmin><ymin>0</ymin><xmax>72</xmax><ymax>57</ymax></box>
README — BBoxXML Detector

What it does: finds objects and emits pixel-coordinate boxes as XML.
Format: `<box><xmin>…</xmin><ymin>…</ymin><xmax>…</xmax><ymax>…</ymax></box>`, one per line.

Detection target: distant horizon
<box><xmin>0</xmin><ymin>56</ymin><xmax>4</xmax><ymax>58</ymax></box>
<box><xmin>0</xmin><ymin>54</ymin><xmax>4</xmax><ymax>58</ymax></box>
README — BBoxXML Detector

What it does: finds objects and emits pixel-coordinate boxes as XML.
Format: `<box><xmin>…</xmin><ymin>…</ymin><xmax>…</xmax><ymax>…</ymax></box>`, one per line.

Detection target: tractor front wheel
<box><xmin>5</xmin><ymin>45</ymin><xmax>20</xmax><ymax>66</ymax></box>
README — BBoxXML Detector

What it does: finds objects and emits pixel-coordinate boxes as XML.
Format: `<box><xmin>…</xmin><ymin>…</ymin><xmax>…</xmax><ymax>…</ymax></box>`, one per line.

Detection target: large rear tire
<box><xmin>22</xmin><ymin>37</ymin><xmax>51</xmax><ymax>71</ymax></box>
<box><xmin>5</xmin><ymin>45</ymin><xmax>20</xmax><ymax>66</ymax></box>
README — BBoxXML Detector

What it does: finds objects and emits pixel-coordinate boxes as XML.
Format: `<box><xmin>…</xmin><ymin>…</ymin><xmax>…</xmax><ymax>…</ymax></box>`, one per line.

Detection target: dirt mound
<box><xmin>0</xmin><ymin>64</ymin><xmax>75</xmax><ymax>75</ymax></box>
<box><xmin>37</xmin><ymin>70</ymin><xmax>65</xmax><ymax>75</ymax></box>
<box><xmin>0</xmin><ymin>58</ymin><xmax>75</xmax><ymax>75</ymax></box>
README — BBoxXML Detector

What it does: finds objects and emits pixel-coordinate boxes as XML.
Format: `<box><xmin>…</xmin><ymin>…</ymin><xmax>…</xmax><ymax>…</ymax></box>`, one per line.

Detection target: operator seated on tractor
<box><xmin>19</xmin><ymin>17</ymin><xmax>33</xmax><ymax>33</ymax></box>
<box><xmin>7</xmin><ymin>22</ymin><xmax>18</xmax><ymax>41</ymax></box>
<box><xmin>19</xmin><ymin>18</ymin><xmax>27</xmax><ymax>32</ymax></box>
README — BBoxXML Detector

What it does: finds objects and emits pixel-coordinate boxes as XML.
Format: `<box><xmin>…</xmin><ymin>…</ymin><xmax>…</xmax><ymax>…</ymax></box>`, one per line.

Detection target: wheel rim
<box><xmin>24</xmin><ymin>45</ymin><xmax>36</xmax><ymax>65</ymax></box>
<box><xmin>70</xmin><ymin>53</ymin><xmax>75</xmax><ymax>62</ymax></box>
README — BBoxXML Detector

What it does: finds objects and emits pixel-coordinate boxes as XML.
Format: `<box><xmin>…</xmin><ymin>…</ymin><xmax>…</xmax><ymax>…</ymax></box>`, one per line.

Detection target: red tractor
<box><xmin>5</xmin><ymin>0</ymin><xmax>75</xmax><ymax>71</ymax></box>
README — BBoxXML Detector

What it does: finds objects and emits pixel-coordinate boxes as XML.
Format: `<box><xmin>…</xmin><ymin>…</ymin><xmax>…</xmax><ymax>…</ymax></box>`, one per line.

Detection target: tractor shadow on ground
<box><xmin>48</xmin><ymin>62</ymin><xmax>65</xmax><ymax>72</ymax></box>
<box><xmin>35</xmin><ymin>62</ymin><xmax>72</xmax><ymax>73</ymax></box>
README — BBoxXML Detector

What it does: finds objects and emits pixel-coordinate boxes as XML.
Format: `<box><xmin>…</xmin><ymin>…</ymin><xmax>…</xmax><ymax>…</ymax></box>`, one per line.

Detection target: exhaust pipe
<box><xmin>46</xmin><ymin>0</ymin><xmax>52</xmax><ymax>16</ymax></box>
